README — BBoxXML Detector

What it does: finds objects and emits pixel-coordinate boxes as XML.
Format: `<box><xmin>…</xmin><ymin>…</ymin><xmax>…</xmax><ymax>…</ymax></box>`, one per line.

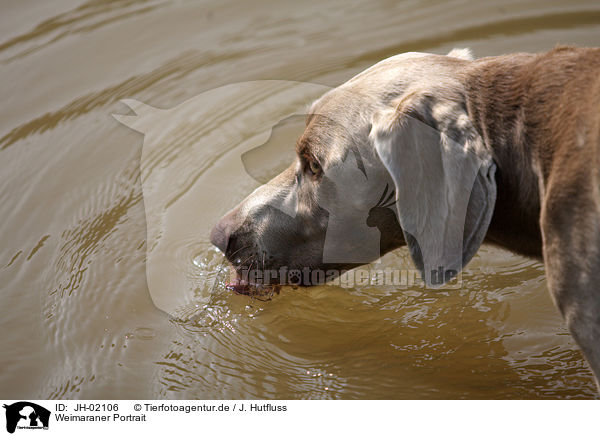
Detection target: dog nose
<box><xmin>210</xmin><ymin>209</ymin><xmax>237</xmax><ymax>253</ymax></box>
<box><xmin>210</xmin><ymin>221</ymin><xmax>230</xmax><ymax>253</ymax></box>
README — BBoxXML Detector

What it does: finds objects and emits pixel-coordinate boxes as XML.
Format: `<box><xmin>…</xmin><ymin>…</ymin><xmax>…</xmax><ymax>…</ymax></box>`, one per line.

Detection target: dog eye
<box><xmin>307</xmin><ymin>159</ymin><xmax>321</xmax><ymax>175</ymax></box>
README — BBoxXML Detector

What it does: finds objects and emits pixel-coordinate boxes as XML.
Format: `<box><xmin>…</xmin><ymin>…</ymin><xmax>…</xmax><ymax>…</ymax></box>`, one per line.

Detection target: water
<box><xmin>1</xmin><ymin>0</ymin><xmax>599</xmax><ymax>399</ymax></box>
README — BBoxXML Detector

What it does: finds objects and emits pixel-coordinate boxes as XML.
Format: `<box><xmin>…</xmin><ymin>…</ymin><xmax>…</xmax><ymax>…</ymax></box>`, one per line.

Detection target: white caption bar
<box><xmin>0</xmin><ymin>400</ymin><xmax>597</xmax><ymax>436</ymax></box>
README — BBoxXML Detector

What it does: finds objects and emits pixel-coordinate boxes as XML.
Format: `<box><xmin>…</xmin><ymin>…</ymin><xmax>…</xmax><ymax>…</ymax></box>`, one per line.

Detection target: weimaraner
<box><xmin>211</xmin><ymin>46</ymin><xmax>600</xmax><ymax>390</ymax></box>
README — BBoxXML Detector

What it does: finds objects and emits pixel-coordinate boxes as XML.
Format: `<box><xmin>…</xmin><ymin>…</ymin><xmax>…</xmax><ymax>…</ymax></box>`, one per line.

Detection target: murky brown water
<box><xmin>1</xmin><ymin>0</ymin><xmax>599</xmax><ymax>399</ymax></box>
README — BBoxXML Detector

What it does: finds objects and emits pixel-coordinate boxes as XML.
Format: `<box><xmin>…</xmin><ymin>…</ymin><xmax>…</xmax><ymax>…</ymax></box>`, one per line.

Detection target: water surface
<box><xmin>1</xmin><ymin>0</ymin><xmax>599</xmax><ymax>399</ymax></box>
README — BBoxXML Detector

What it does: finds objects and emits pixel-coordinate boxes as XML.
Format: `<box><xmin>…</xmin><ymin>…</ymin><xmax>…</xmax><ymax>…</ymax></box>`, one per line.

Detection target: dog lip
<box><xmin>224</xmin><ymin>267</ymin><xmax>282</xmax><ymax>295</ymax></box>
<box><xmin>226</xmin><ymin>272</ymin><xmax>248</xmax><ymax>287</ymax></box>
<box><xmin>225</xmin><ymin>269</ymin><xmax>251</xmax><ymax>294</ymax></box>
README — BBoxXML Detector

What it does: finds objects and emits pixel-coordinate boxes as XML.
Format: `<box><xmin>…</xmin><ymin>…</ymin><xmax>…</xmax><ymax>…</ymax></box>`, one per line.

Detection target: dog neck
<box><xmin>464</xmin><ymin>53</ymin><xmax>544</xmax><ymax>259</ymax></box>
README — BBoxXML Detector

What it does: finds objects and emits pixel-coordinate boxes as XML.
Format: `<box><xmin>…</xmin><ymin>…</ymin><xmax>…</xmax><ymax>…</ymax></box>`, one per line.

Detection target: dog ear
<box><xmin>370</xmin><ymin>90</ymin><xmax>496</xmax><ymax>286</ymax></box>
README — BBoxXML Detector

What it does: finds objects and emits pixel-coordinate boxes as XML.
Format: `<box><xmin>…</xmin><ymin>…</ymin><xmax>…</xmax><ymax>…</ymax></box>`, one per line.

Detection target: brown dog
<box><xmin>211</xmin><ymin>46</ymin><xmax>600</xmax><ymax>389</ymax></box>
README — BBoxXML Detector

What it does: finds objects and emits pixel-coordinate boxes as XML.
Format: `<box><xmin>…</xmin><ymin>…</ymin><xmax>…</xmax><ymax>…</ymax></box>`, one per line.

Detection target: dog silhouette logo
<box><xmin>3</xmin><ymin>402</ymin><xmax>50</xmax><ymax>433</ymax></box>
<box><xmin>112</xmin><ymin>80</ymin><xmax>333</xmax><ymax>317</ymax></box>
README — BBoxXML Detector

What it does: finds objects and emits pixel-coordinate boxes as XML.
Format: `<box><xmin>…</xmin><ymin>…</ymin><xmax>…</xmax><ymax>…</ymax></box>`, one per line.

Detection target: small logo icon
<box><xmin>3</xmin><ymin>402</ymin><xmax>50</xmax><ymax>434</ymax></box>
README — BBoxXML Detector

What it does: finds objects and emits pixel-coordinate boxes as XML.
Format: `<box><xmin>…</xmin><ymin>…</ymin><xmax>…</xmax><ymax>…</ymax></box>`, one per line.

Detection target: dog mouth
<box><xmin>225</xmin><ymin>267</ymin><xmax>280</xmax><ymax>298</ymax></box>
<box><xmin>225</xmin><ymin>268</ymin><xmax>251</xmax><ymax>294</ymax></box>
<box><xmin>223</xmin><ymin>246</ymin><xmax>282</xmax><ymax>297</ymax></box>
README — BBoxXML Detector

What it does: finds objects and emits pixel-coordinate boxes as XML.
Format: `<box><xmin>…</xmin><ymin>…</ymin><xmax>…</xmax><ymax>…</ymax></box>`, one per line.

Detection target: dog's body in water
<box><xmin>211</xmin><ymin>46</ymin><xmax>600</xmax><ymax>390</ymax></box>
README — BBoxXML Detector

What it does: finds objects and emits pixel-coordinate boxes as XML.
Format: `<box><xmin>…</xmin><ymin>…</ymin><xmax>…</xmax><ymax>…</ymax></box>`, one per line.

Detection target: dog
<box><xmin>210</xmin><ymin>46</ymin><xmax>600</xmax><ymax>389</ymax></box>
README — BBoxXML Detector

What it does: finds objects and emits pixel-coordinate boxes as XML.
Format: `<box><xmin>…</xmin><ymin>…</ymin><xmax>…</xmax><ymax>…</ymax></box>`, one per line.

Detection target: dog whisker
<box><xmin>374</xmin><ymin>184</ymin><xmax>389</xmax><ymax>207</ymax></box>
<box><xmin>383</xmin><ymin>189</ymin><xmax>395</xmax><ymax>206</ymax></box>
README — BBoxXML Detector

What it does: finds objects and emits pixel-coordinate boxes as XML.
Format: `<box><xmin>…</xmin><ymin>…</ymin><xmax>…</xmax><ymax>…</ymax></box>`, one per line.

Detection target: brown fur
<box><xmin>466</xmin><ymin>47</ymin><xmax>600</xmax><ymax>258</ymax></box>
<box><xmin>467</xmin><ymin>46</ymin><xmax>600</xmax><ymax>389</ymax></box>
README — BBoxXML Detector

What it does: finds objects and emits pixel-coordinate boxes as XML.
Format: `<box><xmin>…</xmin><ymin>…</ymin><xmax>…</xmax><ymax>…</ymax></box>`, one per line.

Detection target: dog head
<box><xmin>210</xmin><ymin>49</ymin><xmax>497</xmax><ymax>286</ymax></box>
